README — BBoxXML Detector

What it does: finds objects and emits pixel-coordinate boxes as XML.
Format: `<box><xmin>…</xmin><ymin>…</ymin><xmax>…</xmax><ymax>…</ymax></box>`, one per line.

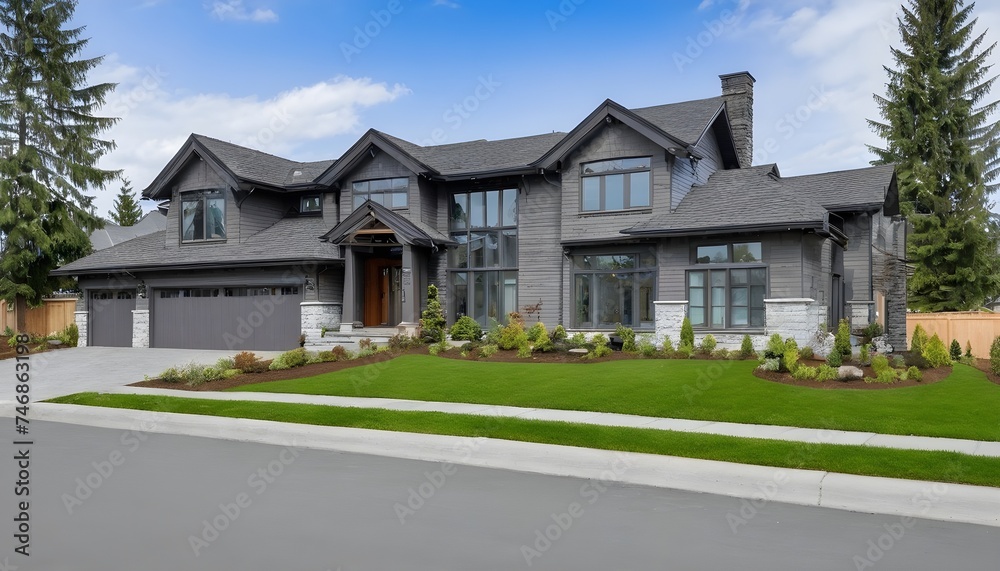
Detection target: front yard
<box><xmin>225</xmin><ymin>355</ymin><xmax>1000</xmax><ymax>442</ymax></box>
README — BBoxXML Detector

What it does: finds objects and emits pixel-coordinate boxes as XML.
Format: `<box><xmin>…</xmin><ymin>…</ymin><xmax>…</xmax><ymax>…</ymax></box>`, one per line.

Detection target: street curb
<box><xmin>8</xmin><ymin>402</ymin><xmax>1000</xmax><ymax>528</ymax></box>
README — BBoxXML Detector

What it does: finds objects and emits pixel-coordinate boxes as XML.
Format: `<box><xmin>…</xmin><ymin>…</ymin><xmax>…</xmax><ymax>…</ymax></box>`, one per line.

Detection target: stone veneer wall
<box><xmin>131</xmin><ymin>310</ymin><xmax>150</xmax><ymax>348</ymax></box>
<box><xmin>74</xmin><ymin>311</ymin><xmax>88</xmax><ymax>348</ymax></box>
<box><xmin>301</xmin><ymin>302</ymin><xmax>342</xmax><ymax>347</ymax></box>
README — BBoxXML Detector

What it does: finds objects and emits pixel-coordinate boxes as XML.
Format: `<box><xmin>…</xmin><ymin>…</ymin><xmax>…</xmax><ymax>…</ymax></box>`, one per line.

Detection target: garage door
<box><xmin>90</xmin><ymin>290</ymin><xmax>136</xmax><ymax>347</ymax></box>
<box><xmin>151</xmin><ymin>286</ymin><xmax>302</xmax><ymax>351</ymax></box>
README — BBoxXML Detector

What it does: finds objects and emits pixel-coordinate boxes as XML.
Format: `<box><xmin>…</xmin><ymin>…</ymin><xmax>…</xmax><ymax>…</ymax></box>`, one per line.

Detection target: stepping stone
<box><xmin>568</xmin><ymin>348</ymin><xmax>589</xmax><ymax>354</ymax></box>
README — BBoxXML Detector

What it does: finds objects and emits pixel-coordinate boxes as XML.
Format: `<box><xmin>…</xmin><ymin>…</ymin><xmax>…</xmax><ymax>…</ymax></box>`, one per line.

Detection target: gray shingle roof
<box><xmin>54</xmin><ymin>216</ymin><xmax>340</xmax><ymax>275</ymax></box>
<box><xmin>89</xmin><ymin>211</ymin><xmax>167</xmax><ymax>250</ymax></box>
<box><xmin>322</xmin><ymin>200</ymin><xmax>454</xmax><ymax>247</ymax></box>
<box><xmin>631</xmin><ymin>97</ymin><xmax>725</xmax><ymax>145</ymax></box>
<box><xmin>193</xmin><ymin>134</ymin><xmax>333</xmax><ymax>189</ymax></box>
<box><xmin>378</xmin><ymin>131</ymin><xmax>568</xmax><ymax>176</ymax></box>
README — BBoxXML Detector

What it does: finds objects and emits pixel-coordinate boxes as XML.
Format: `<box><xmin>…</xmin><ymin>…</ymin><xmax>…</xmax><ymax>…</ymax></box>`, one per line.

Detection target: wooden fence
<box><xmin>0</xmin><ymin>298</ymin><xmax>77</xmax><ymax>336</ymax></box>
<box><xmin>906</xmin><ymin>312</ymin><xmax>1000</xmax><ymax>358</ymax></box>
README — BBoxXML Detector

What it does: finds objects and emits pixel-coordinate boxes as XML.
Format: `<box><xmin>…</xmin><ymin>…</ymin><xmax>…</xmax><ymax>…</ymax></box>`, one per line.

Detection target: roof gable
<box><xmin>321</xmin><ymin>200</ymin><xmax>455</xmax><ymax>248</ymax></box>
<box><xmin>315</xmin><ymin>129</ymin><xmax>434</xmax><ymax>187</ymax></box>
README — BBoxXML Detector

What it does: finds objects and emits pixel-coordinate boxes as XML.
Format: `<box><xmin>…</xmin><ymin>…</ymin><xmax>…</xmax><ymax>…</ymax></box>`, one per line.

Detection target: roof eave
<box><xmin>51</xmin><ymin>257</ymin><xmax>343</xmax><ymax>276</ymax></box>
<box><xmin>621</xmin><ymin>221</ymin><xmax>825</xmax><ymax>238</ymax></box>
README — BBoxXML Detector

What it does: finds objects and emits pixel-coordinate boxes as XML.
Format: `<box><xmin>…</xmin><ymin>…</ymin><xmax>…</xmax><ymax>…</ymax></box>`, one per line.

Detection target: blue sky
<box><xmin>72</xmin><ymin>0</ymin><xmax>1000</xmax><ymax>216</ymax></box>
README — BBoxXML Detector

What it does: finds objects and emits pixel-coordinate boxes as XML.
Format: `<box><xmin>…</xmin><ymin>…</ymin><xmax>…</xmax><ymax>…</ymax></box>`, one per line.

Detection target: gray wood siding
<box><xmin>560</xmin><ymin>123</ymin><xmax>671</xmax><ymax>243</ymax></box>
<box><xmin>767</xmin><ymin>233</ymin><xmax>804</xmax><ymax>298</ymax></box>
<box><xmin>671</xmin><ymin>126</ymin><xmax>723</xmax><ymax>210</ymax></box>
<box><xmin>842</xmin><ymin>213</ymin><xmax>872</xmax><ymax>301</ymax></box>
<box><xmin>321</xmin><ymin>191</ymin><xmax>340</xmax><ymax>230</ymax></box>
<box><xmin>164</xmin><ymin>158</ymin><xmax>232</xmax><ymax>249</ymax></box>
<box><xmin>517</xmin><ymin>175</ymin><xmax>562</xmax><ymax>326</ymax></box>
<box><xmin>339</xmin><ymin>152</ymin><xmax>415</xmax><ymax>219</ymax></box>
<box><xmin>418</xmin><ymin>177</ymin><xmax>438</xmax><ymax>228</ymax></box>
<box><xmin>237</xmin><ymin>191</ymin><xmax>286</xmax><ymax>241</ymax></box>
<box><xmin>659</xmin><ymin>237</ymin><xmax>691</xmax><ymax>300</ymax></box>
<box><xmin>317</xmin><ymin>266</ymin><xmax>344</xmax><ymax>303</ymax></box>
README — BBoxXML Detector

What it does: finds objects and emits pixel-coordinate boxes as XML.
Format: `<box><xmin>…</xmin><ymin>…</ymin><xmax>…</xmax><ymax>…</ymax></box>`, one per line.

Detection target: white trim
<box><xmin>300</xmin><ymin>301</ymin><xmax>343</xmax><ymax>307</ymax></box>
<box><xmin>763</xmin><ymin>298</ymin><xmax>815</xmax><ymax>304</ymax></box>
<box><xmin>653</xmin><ymin>300</ymin><xmax>689</xmax><ymax>305</ymax></box>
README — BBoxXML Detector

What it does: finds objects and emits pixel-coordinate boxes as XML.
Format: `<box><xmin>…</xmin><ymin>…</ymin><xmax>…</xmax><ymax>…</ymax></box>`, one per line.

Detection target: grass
<box><xmin>227</xmin><ymin>355</ymin><xmax>1000</xmax><ymax>441</ymax></box>
<box><xmin>48</xmin><ymin>392</ymin><xmax>1000</xmax><ymax>488</ymax></box>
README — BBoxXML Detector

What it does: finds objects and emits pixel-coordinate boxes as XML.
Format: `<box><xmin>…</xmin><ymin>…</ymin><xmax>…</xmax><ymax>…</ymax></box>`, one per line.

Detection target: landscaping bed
<box><xmin>0</xmin><ymin>334</ymin><xmax>73</xmax><ymax>360</ymax></box>
<box><xmin>754</xmin><ymin>357</ymin><xmax>952</xmax><ymax>389</ymax></box>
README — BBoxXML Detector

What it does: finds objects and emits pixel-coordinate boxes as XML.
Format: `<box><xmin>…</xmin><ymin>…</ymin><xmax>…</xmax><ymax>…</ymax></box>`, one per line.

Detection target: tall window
<box><xmin>181</xmin><ymin>190</ymin><xmax>226</xmax><ymax>242</ymax></box>
<box><xmin>353</xmin><ymin>177</ymin><xmax>409</xmax><ymax>209</ymax></box>
<box><xmin>449</xmin><ymin>189</ymin><xmax>517</xmax><ymax>326</ymax></box>
<box><xmin>688</xmin><ymin>242</ymin><xmax>765</xmax><ymax>328</ymax></box>
<box><xmin>581</xmin><ymin>157</ymin><xmax>651</xmax><ymax>212</ymax></box>
<box><xmin>572</xmin><ymin>251</ymin><xmax>656</xmax><ymax>329</ymax></box>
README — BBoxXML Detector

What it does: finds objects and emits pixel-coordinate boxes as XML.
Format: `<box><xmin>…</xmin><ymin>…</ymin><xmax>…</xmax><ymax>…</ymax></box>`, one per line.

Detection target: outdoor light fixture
<box><xmin>136</xmin><ymin>281</ymin><xmax>147</xmax><ymax>299</ymax></box>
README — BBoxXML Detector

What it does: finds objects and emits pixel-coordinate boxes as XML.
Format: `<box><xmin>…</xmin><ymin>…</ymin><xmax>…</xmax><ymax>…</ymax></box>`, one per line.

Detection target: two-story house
<box><xmin>54</xmin><ymin>72</ymin><xmax>906</xmax><ymax>352</ymax></box>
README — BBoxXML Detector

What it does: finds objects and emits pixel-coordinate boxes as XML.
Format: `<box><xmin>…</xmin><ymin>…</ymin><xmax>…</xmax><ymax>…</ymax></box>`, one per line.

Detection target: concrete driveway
<box><xmin>4</xmin><ymin>346</ymin><xmax>283</xmax><ymax>401</ymax></box>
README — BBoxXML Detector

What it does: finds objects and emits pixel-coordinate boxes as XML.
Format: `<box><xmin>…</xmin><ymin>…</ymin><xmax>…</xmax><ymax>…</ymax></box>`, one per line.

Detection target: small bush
<box><xmin>949</xmin><ymin>339</ymin><xmax>962</xmax><ymax>361</ymax></box>
<box><xmin>269</xmin><ymin>348</ymin><xmax>310</xmax><ymax>370</ymax></box>
<box><xmin>483</xmin><ymin>319</ymin><xmax>503</xmax><ymax>345</ymax></box>
<box><xmin>479</xmin><ymin>344</ymin><xmax>498</xmax><ymax>359</ymax></box>
<box><xmin>449</xmin><ymin>315</ymin><xmax>484</xmax><ymax>342</ymax></box>
<box><xmin>866</xmin><ymin>369</ymin><xmax>898</xmax><ymax>384</ymax></box>
<box><xmin>792</xmin><ymin>365</ymin><xmax>818</xmax><ymax>380</ymax></box>
<box><xmin>905</xmin><ymin>351</ymin><xmax>930</xmax><ymax>369</ymax></box>
<box><xmin>2</xmin><ymin>325</ymin><xmax>14</xmax><ymax>338</ymax></box>
<box><xmin>533</xmin><ymin>333</ymin><xmax>555</xmax><ymax>353</ymax></box>
<box><xmin>526</xmin><ymin>322</ymin><xmax>547</xmax><ymax>343</ymax></box>
<box><xmin>891</xmin><ymin>355</ymin><xmax>906</xmax><ymax>369</ymax></box>
<box><xmin>56</xmin><ymin>323</ymin><xmax>80</xmax><ymax>347</ymax></box>
<box><xmin>910</xmin><ymin>324</ymin><xmax>928</xmax><ymax>355</ymax></box>
<box><xmin>497</xmin><ymin>320</ymin><xmax>529</xmax><ymax>351</ymax></box>
<box><xmin>675</xmin><ymin>343</ymin><xmax>694</xmax><ymax>359</ymax></box>
<box><xmin>234</xmin><ymin>351</ymin><xmax>268</xmax><ymax>373</ymax></box>
<box><xmin>857</xmin><ymin>344</ymin><xmax>870</xmax><ymax>366</ymax></box>
<box><xmin>763</xmin><ymin>334</ymin><xmax>786</xmax><ymax>360</ymax></box>
<box><xmin>551</xmin><ymin>325</ymin><xmax>568</xmax><ymax>341</ymax></box>
<box><xmin>965</xmin><ymin>341</ymin><xmax>973</xmax><ymax>359</ymax></box>
<box><xmin>428</xmin><ymin>339</ymin><xmax>450</xmax><ymax>356</ymax></box>
<box><xmin>159</xmin><ymin>367</ymin><xmax>182</xmax><ymax>383</ymax></box>
<box><xmin>922</xmin><ymin>334</ymin><xmax>951</xmax><ymax>368</ymax></box>
<box><xmin>419</xmin><ymin>284</ymin><xmax>447</xmax><ymax>343</ymax></box>
<box><xmin>660</xmin><ymin>335</ymin><xmax>675</xmax><ymax>354</ymax></box>
<box><xmin>516</xmin><ymin>343</ymin><xmax>533</xmax><ymax>359</ymax></box>
<box><xmin>991</xmin><ymin>336</ymin><xmax>1000</xmax><ymax>376</ymax></box>
<box><xmin>826</xmin><ymin>350</ymin><xmax>843</xmax><ymax>368</ymax></box>
<box><xmin>713</xmin><ymin>348</ymin><xmax>730</xmax><ymax>359</ymax></box>
<box><xmin>615</xmin><ymin>323</ymin><xmax>637</xmax><ymax>352</ymax></box>
<box><xmin>799</xmin><ymin>346</ymin><xmax>814</xmax><ymax>360</ymax></box>
<box><xmin>680</xmin><ymin>316</ymin><xmax>694</xmax><ymax>348</ymax></box>
<box><xmin>906</xmin><ymin>366</ymin><xmax>923</xmax><ymax>382</ymax></box>
<box><xmin>568</xmin><ymin>332</ymin><xmax>588</xmax><ymax>348</ymax></box>
<box><xmin>782</xmin><ymin>338</ymin><xmax>799</xmax><ymax>373</ymax></box>
<box><xmin>388</xmin><ymin>333</ymin><xmax>420</xmax><ymax>351</ymax></box>
<box><xmin>758</xmin><ymin>358</ymin><xmax>780</xmax><ymax>372</ymax></box>
<box><xmin>870</xmin><ymin>354</ymin><xmax>891</xmax><ymax>375</ymax></box>
<box><xmin>215</xmin><ymin>356</ymin><xmax>236</xmax><ymax>370</ymax></box>
<box><xmin>816</xmin><ymin>364</ymin><xmax>839</xmax><ymax>381</ymax></box>
<box><xmin>358</xmin><ymin>338</ymin><xmax>375</xmax><ymax>351</ymax></box>
<box><xmin>637</xmin><ymin>335</ymin><xmax>658</xmax><ymax>357</ymax></box>
<box><xmin>834</xmin><ymin>318</ymin><xmax>852</xmax><ymax>356</ymax></box>
<box><xmin>698</xmin><ymin>334</ymin><xmax>717</xmax><ymax>355</ymax></box>
<box><xmin>739</xmin><ymin>334</ymin><xmax>755</xmax><ymax>359</ymax></box>
<box><xmin>862</xmin><ymin>321</ymin><xmax>883</xmax><ymax>341</ymax></box>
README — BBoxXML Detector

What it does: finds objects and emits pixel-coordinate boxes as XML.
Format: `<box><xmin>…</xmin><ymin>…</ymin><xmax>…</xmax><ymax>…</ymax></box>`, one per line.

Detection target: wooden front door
<box><xmin>364</xmin><ymin>258</ymin><xmax>402</xmax><ymax>326</ymax></box>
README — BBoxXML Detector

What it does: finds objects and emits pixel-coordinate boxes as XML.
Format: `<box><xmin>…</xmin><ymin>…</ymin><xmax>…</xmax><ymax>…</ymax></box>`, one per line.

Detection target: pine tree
<box><xmin>0</xmin><ymin>0</ymin><xmax>118</xmax><ymax>330</ymax></box>
<box><xmin>868</xmin><ymin>0</ymin><xmax>1000</xmax><ymax>311</ymax></box>
<box><xmin>109</xmin><ymin>178</ymin><xmax>142</xmax><ymax>226</ymax></box>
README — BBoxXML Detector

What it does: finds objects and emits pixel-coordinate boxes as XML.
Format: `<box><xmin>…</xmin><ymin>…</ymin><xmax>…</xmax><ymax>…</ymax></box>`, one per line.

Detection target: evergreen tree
<box><xmin>0</xmin><ymin>0</ymin><xmax>118</xmax><ymax>330</ymax></box>
<box><xmin>109</xmin><ymin>178</ymin><xmax>142</xmax><ymax>226</ymax></box>
<box><xmin>868</xmin><ymin>0</ymin><xmax>1000</xmax><ymax>311</ymax></box>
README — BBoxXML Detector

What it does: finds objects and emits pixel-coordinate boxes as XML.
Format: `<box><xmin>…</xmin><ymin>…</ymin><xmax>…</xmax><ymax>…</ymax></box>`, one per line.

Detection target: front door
<box><xmin>364</xmin><ymin>258</ymin><xmax>402</xmax><ymax>326</ymax></box>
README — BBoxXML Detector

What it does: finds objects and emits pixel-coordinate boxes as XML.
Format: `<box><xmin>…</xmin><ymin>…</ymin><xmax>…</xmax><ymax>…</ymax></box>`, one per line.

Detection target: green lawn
<box><xmin>48</xmin><ymin>392</ymin><xmax>1000</xmax><ymax>488</ymax></box>
<box><xmin>228</xmin><ymin>356</ymin><xmax>1000</xmax><ymax>441</ymax></box>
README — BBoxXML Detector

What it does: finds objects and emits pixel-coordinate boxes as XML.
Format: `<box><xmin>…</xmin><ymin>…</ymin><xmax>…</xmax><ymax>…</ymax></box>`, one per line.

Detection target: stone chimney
<box><xmin>719</xmin><ymin>71</ymin><xmax>755</xmax><ymax>168</ymax></box>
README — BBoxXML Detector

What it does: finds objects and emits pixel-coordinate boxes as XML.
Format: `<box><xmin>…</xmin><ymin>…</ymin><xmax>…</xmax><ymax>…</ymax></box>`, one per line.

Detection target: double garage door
<box><xmin>151</xmin><ymin>286</ymin><xmax>302</xmax><ymax>351</ymax></box>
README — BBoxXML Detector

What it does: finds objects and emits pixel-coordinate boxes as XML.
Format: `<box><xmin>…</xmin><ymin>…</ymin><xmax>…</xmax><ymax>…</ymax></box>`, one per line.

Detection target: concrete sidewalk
<box><xmin>107</xmin><ymin>386</ymin><xmax>1000</xmax><ymax>458</ymax></box>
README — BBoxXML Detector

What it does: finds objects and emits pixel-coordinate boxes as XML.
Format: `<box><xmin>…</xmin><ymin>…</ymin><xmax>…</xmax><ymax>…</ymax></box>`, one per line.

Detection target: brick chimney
<box><xmin>719</xmin><ymin>71</ymin><xmax>755</xmax><ymax>168</ymax></box>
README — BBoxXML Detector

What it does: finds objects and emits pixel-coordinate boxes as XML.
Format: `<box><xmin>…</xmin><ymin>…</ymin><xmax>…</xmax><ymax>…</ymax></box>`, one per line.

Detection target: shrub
<box><xmin>891</xmin><ymin>355</ymin><xmax>906</xmax><ymax>369</ymax></box>
<box><xmin>388</xmin><ymin>333</ymin><xmax>420</xmax><ymax>351</ymax></box>
<box><xmin>792</xmin><ymin>366</ymin><xmax>818</xmax><ymax>380</ymax></box>
<box><xmin>857</xmin><ymin>344</ymin><xmax>870</xmax><ymax>366</ymax></box>
<box><xmin>870</xmin><ymin>354</ymin><xmax>891</xmax><ymax>375</ymax></box>
<box><xmin>782</xmin><ymin>338</ymin><xmax>799</xmax><ymax>373</ymax></box>
<box><xmin>497</xmin><ymin>320</ymin><xmax>529</xmax><ymax>350</ymax></box>
<box><xmin>516</xmin><ymin>343</ymin><xmax>533</xmax><ymax>359</ymax></box>
<box><xmin>965</xmin><ymin>341</ymin><xmax>974</xmax><ymax>359</ymax></box>
<box><xmin>949</xmin><ymin>339</ymin><xmax>962</xmax><ymax>361</ymax></box>
<box><xmin>551</xmin><ymin>325</ymin><xmax>568</xmax><ymax>341</ymax></box>
<box><xmin>758</xmin><ymin>358</ymin><xmax>780</xmax><ymax>372</ymax></box>
<box><xmin>906</xmin><ymin>366</ymin><xmax>923</xmax><ymax>382</ymax></box>
<box><xmin>862</xmin><ymin>321</ymin><xmax>883</xmax><ymax>342</ymax></box>
<box><xmin>816</xmin><ymin>364</ymin><xmax>839</xmax><ymax>382</ymax></box>
<box><xmin>834</xmin><ymin>318</ymin><xmax>852</xmax><ymax>356</ymax></box>
<box><xmin>763</xmin><ymin>334</ymin><xmax>786</xmax><ymax>360</ymax></box>
<box><xmin>526</xmin><ymin>322</ymin><xmax>547</xmax><ymax>343</ymax></box>
<box><xmin>675</xmin><ymin>343</ymin><xmax>694</xmax><ymax>359</ymax></box>
<box><xmin>637</xmin><ymin>335</ymin><xmax>658</xmax><ymax>357</ymax></box>
<box><xmin>698</xmin><ymin>334</ymin><xmax>717</xmax><ymax>355</ymax></box>
<box><xmin>479</xmin><ymin>344</ymin><xmax>498</xmax><ymax>359</ymax></box>
<box><xmin>866</xmin><ymin>369</ymin><xmax>898</xmax><ymax>384</ymax></box>
<box><xmin>234</xmin><ymin>351</ymin><xmax>268</xmax><ymax>373</ymax></box>
<box><xmin>427</xmin><ymin>339</ymin><xmax>450</xmax><ymax>356</ymax></box>
<box><xmin>358</xmin><ymin>338</ymin><xmax>375</xmax><ymax>352</ymax></box>
<box><xmin>922</xmin><ymin>334</ymin><xmax>951</xmax><ymax>368</ymax></box>
<box><xmin>910</xmin><ymin>324</ymin><xmax>928</xmax><ymax>355</ymax></box>
<box><xmin>739</xmin><ymin>334</ymin><xmax>755</xmax><ymax>359</ymax></box>
<box><xmin>449</xmin><ymin>316</ymin><xmax>484</xmax><ymax>342</ymax></box>
<box><xmin>905</xmin><ymin>351</ymin><xmax>930</xmax><ymax>369</ymax></box>
<box><xmin>680</xmin><ymin>316</ymin><xmax>694</xmax><ymax>348</ymax></box>
<box><xmin>568</xmin><ymin>332</ymin><xmax>588</xmax><ymax>348</ymax></box>
<box><xmin>55</xmin><ymin>323</ymin><xmax>79</xmax><ymax>347</ymax></box>
<box><xmin>419</xmin><ymin>285</ymin><xmax>447</xmax><ymax>343</ymax></box>
<box><xmin>660</xmin><ymin>335</ymin><xmax>674</xmax><ymax>355</ymax></box>
<box><xmin>269</xmin><ymin>348</ymin><xmax>310</xmax><ymax>370</ymax></box>
<box><xmin>826</xmin><ymin>349</ymin><xmax>843</xmax><ymax>368</ymax></box>
<box><xmin>158</xmin><ymin>367</ymin><xmax>182</xmax><ymax>383</ymax></box>
<box><xmin>991</xmin><ymin>336</ymin><xmax>1000</xmax><ymax>376</ymax></box>
<box><xmin>533</xmin><ymin>333</ymin><xmax>555</xmax><ymax>352</ymax></box>
<box><xmin>799</xmin><ymin>346</ymin><xmax>814</xmax><ymax>360</ymax></box>
<box><xmin>2</xmin><ymin>325</ymin><xmax>14</xmax><ymax>338</ymax></box>
<box><xmin>615</xmin><ymin>323</ymin><xmax>637</xmax><ymax>352</ymax></box>
<box><xmin>713</xmin><ymin>348</ymin><xmax>730</xmax><ymax>359</ymax></box>
<box><xmin>215</xmin><ymin>356</ymin><xmax>236</xmax><ymax>370</ymax></box>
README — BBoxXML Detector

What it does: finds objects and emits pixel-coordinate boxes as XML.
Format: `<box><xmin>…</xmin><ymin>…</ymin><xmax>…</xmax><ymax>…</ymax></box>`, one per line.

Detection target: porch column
<box><xmin>340</xmin><ymin>246</ymin><xmax>355</xmax><ymax>333</ymax></box>
<box><xmin>653</xmin><ymin>301</ymin><xmax>688</xmax><ymax>348</ymax></box>
<box><xmin>399</xmin><ymin>244</ymin><xmax>420</xmax><ymax>332</ymax></box>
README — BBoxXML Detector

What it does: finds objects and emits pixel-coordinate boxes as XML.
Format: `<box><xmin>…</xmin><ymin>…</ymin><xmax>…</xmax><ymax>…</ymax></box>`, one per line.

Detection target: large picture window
<box><xmin>688</xmin><ymin>268</ymin><xmax>766</xmax><ymax>328</ymax></box>
<box><xmin>581</xmin><ymin>157</ymin><xmax>651</xmax><ymax>212</ymax></box>
<box><xmin>449</xmin><ymin>189</ymin><xmax>518</xmax><ymax>326</ymax></box>
<box><xmin>352</xmin><ymin>177</ymin><xmax>409</xmax><ymax>209</ymax></box>
<box><xmin>572</xmin><ymin>251</ymin><xmax>656</xmax><ymax>329</ymax></box>
<box><xmin>181</xmin><ymin>190</ymin><xmax>226</xmax><ymax>242</ymax></box>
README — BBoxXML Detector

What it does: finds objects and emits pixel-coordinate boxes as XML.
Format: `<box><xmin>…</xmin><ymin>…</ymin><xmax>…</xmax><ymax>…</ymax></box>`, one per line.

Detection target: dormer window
<box><xmin>581</xmin><ymin>157</ymin><xmax>651</xmax><ymax>212</ymax></box>
<box><xmin>301</xmin><ymin>195</ymin><xmax>322</xmax><ymax>214</ymax></box>
<box><xmin>181</xmin><ymin>190</ymin><xmax>226</xmax><ymax>242</ymax></box>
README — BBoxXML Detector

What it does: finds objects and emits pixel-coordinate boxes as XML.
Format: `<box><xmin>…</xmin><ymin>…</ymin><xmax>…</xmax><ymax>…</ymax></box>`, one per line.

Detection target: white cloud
<box><xmin>90</xmin><ymin>55</ymin><xmax>409</xmax><ymax>213</ymax></box>
<box><xmin>208</xmin><ymin>0</ymin><xmax>278</xmax><ymax>23</ymax></box>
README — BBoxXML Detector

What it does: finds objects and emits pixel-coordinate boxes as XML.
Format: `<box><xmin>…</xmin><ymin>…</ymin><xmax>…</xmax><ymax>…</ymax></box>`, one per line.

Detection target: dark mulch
<box><xmin>753</xmin><ymin>357</ymin><xmax>951</xmax><ymax>390</ymax></box>
<box><xmin>971</xmin><ymin>359</ymin><xmax>1000</xmax><ymax>386</ymax></box>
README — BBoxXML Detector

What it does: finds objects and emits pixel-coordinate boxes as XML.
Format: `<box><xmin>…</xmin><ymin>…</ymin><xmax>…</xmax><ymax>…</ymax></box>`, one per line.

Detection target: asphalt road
<box><xmin>0</xmin><ymin>421</ymin><xmax>995</xmax><ymax>571</ymax></box>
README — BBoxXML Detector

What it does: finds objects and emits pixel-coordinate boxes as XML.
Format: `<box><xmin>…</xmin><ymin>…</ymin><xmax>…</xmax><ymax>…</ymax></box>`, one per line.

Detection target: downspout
<box><xmin>868</xmin><ymin>212</ymin><xmax>874</xmax><ymax>322</ymax></box>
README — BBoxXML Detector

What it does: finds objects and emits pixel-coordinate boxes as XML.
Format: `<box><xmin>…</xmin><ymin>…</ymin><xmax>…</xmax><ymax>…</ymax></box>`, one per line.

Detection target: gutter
<box><xmin>621</xmin><ymin>221</ymin><xmax>825</xmax><ymax>238</ymax></box>
<box><xmin>51</xmin><ymin>257</ymin><xmax>344</xmax><ymax>276</ymax></box>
